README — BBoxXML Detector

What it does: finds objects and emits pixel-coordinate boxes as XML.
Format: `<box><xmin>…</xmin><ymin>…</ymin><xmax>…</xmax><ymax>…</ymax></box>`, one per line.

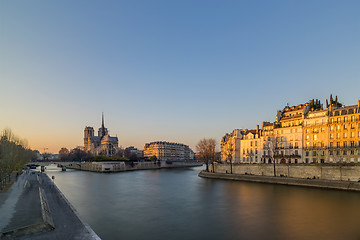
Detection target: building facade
<box><xmin>221</xmin><ymin>97</ymin><xmax>360</xmax><ymax>165</ymax></box>
<box><xmin>221</xmin><ymin>129</ymin><xmax>244</xmax><ymax>163</ymax></box>
<box><xmin>144</xmin><ymin>141</ymin><xmax>195</xmax><ymax>161</ymax></box>
<box><xmin>328</xmin><ymin>102</ymin><xmax>360</xmax><ymax>163</ymax></box>
<box><xmin>84</xmin><ymin>114</ymin><xmax>118</xmax><ymax>156</ymax></box>
<box><xmin>239</xmin><ymin>127</ymin><xmax>262</xmax><ymax>163</ymax></box>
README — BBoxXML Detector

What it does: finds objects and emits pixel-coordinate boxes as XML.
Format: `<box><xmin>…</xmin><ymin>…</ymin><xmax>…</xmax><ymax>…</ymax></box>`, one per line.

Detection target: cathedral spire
<box><xmin>102</xmin><ymin>112</ymin><xmax>105</xmax><ymax>129</ymax></box>
<box><xmin>100</xmin><ymin>112</ymin><xmax>106</xmax><ymax>137</ymax></box>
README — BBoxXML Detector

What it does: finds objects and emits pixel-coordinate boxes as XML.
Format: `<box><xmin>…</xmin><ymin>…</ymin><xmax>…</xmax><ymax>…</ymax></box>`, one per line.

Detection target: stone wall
<box><xmin>210</xmin><ymin>163</ymin><xmax>360</xmax><ymax>182</ymax></box>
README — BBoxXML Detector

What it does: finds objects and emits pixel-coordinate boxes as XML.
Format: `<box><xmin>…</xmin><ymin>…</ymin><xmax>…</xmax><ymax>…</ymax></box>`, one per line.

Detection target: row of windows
<box><xmin>329</xmin><ymin>132</ymin><xmax>360</xmax><ymax>139</ymax></box>
<box><xmin>329</xmin><ymin>141</ymin><xmax>360</xmax><ymax>148</ymax></box>
<box><xmin>242</xmin><ymin>156</ymin><xmax>259</xmax><ymax>162</ymax></box>
<box><xmin>329</xmin><ymin>123</ymin><xmax>360</xmax><ymax>131</ymax></box>
<box><xmin>330</xmin><ymin>115</ymin><xmax>360</xmax><ymax>123</ymax></box>
<box><xmin>306</xmin><ymin>150</ymin><xmax>360</xmax><ymax>156</ymax></box>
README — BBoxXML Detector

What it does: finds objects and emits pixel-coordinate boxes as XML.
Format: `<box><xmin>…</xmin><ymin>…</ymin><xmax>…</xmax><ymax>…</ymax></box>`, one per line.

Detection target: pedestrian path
<box><xmin>0</xmin><ymin>171</ymin><xmax>101</xmax><ymax>239</ymax></box>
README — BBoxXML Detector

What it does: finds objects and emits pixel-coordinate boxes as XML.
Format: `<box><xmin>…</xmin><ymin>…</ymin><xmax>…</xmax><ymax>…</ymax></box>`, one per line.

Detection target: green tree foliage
<box><xmin>309</xmin><ymin>99</ymin><xmax>322</xmax><ymax>111</ymax></box>
<box><xmin>0</xmin><ymin>129</ymin><xmax>35</xmax><ymax>179</ymax></box>
<box><xmin>149</xmin><ymin>155</ymin><xmax>157</xmax><ymax>162</ymax></box>
<box><xmin>327</xmin><ymin>94</ymin><xmax>342</xmax><ymax>108</ymax></box>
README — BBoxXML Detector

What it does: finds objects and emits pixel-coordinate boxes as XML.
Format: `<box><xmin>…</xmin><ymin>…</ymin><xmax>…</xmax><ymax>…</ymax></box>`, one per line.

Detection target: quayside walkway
<box><xmin>0</xmin><ymin>171</ymin><xmax>100</xmax><ymax>239</ymax></box>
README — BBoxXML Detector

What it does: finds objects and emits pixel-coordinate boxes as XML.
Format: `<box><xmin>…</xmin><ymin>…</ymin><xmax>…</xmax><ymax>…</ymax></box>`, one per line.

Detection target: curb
<box><xmin>46</xmin><ymin>175</ymin><xmax>101</xmax><ymax>240</ymax></box>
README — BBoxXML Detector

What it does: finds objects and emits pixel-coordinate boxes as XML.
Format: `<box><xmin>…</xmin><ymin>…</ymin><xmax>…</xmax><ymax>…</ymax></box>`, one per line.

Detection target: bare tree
<box><xmin>264</xmin><ymin>136</ymin><xmax>278</xmax><ymax>176</ymax></box>
<box><xmin>59</xmin><ymin>147</ymin><xmax>70</xmax><ymax>161</ymax></box>
<box><xmin>196</xmin><ymin>138</ymin><xmax>217</xmax><ymax>172</ymax></box>
<box><xmin>224</xmin><ymin>141</ymin><xmax>234</xmax><ymax>174</ymax></box>
<box><xmin>0</xmin><ymin>129</ymin><xmax>35</xmax><ymax>189</ymax></box>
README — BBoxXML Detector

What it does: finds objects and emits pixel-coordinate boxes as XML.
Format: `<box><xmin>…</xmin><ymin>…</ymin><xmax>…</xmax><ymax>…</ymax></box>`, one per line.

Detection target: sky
<box><xmin>1</xmin><ymin>0</ymin><xmax>360</xmax><ymax>153</ymax></box>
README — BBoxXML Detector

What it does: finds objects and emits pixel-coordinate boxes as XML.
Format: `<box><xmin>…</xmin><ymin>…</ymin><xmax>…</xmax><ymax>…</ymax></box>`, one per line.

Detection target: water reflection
<box><xmin>47</xmin><ymin>166</ymin><xmax>360</xmax><ymax>240</ymax></box>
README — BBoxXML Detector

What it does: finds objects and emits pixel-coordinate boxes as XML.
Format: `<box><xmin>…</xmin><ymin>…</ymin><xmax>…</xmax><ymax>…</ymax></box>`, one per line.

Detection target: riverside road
<box><xmin>0</xmin><ymin>171</ymin><xmax>100</xmax><ymax>239</ymax></box>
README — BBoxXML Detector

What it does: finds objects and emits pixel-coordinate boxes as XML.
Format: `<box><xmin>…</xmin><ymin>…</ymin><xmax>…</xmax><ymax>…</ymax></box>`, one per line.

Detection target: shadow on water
<box><xmin>47</xmin><ymin>166</ymin><xmax>360</xmax><ymax>240</ymax></box>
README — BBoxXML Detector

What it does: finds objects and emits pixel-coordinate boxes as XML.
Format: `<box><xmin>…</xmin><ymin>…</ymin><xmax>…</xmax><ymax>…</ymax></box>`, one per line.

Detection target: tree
<box><xmin>149</xmin><ymin>155</ymin><xmax>157</xmax><ymax>162</ymax></box>
<box><xmin>196</xmin><ymin>138</ymin><xmax>217</xmax><ymax>172</ymax></box>
<box><xmin>264</xmin><ymin>136</ymin><xmax>278</xmax><ymax>177</ymax></box>
<box><xmin>59</xmin><ymin>147</ymin><xmax>70</xmax><ymax>161</ymax></box>
<box><xmin>69</xmin><ymin>148</ymin><xmax>92</xmax><ymax>162</ymax></box>
<box><xmin>0</xmin><ymin>129</ymin><xmax>35</xmax><ymax>189</ymax></box>
<box><xmin>224</xmin><ymin>141</ymin><xmax>234</xmax><ymax>174</ymax></box>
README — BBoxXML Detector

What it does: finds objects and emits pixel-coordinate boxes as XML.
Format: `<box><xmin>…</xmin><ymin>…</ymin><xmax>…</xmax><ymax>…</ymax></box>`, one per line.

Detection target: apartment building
<box><xmin>221</xmin><ymin>96</ymin><xmax>360</xmax><ymax>164</ymax></box>
<box><xmin>220</xmin><ymin>129</ymin><xmax>244</xmax><ymax>163</ymax></box>
<box><xmin>144</xmin><ymin>141</ymin><xmax>194</xmax><ymax>161</ymax></box>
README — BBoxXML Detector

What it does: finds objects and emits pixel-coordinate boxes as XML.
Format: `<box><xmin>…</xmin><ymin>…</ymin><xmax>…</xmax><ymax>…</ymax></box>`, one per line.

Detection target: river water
<box><xmin>46</xmin><ymin>165</ymin><xmax>360</xmax><ymax>240</ymax></box>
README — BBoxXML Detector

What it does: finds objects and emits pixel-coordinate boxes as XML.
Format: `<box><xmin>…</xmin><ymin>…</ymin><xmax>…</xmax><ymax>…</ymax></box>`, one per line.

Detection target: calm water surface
<box><xmin>46</xmin><ymin>165</ymin><xmax>360</xmax><ymax>240</ymax></box>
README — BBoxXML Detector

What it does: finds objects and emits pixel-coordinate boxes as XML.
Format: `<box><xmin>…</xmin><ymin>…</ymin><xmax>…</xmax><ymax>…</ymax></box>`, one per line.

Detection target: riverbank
<box><xmin>0</xmin><ymin>171</ymin><xmax>100</xmax><ymax>239</ymax></box>
<box><xmin>67</xmin><ymin>161</ymin><xmax>203</xmax><ymax>173</ymax></box>
<box><xmin>199</xmin><ymin>171</ymin><xmax>360</xmax><ymax>192</ymax></box>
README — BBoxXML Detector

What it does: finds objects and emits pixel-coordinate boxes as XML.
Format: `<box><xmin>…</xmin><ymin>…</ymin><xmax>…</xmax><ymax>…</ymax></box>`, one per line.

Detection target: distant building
<box><xmin>125</xmin><ymin>146</ymin><xmax>144</xmax><ymax>159</ymax></box>
<box><xmin>144</xmin><ymin>141</ymin><xmax>194</xmax><ymax>161</ymax></box>
<box><xmin>84</xmin><ymin>114</ymin><xmax>118</xmax><ymax>156</ymax></box>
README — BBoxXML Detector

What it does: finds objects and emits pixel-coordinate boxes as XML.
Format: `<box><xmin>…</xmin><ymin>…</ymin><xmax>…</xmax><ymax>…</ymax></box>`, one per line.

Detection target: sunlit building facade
<box><xmin>221</xmin><ymin>97</ymin><xmax>360</xmax><ymax>164</ymax></box>
<box><xmin>144</xmin><ymin>141</ymin><xmax>195</xmax><ymax>161</ymax></box>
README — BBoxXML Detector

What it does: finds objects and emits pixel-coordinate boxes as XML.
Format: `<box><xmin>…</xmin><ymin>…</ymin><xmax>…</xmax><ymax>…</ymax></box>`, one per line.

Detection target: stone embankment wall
<box><xmin>67</xmin><ymin>161</ymin><xmax>202</xmax><ymax>173</ymax></box>
<box><xmin>210</xmin><ymin>163</ymin><xmax>360</xmax><ymax>182</ymax></box>
<box><xmin>199</xmin><ymin>171</ymin><xmax>360</xmax><ymax>192</ymax></box>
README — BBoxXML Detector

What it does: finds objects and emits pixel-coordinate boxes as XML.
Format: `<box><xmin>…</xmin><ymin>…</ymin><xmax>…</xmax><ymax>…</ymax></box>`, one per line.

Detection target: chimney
<box><xmin>358</xmin><ymin>100</ymin><xmax>360</xmax><ymax>108</ymax></box>
<box><xmin>256</xmin><ymin>125</ymin><xmax>259</xmax><ymax>133</ymax></box>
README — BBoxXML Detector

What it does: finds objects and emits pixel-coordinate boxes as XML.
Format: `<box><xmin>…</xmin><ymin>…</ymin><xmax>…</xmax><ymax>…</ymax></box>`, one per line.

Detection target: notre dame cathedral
<box><xmin>84</xmin><ymin>114</ymin><xmax>118</xmax><ymax>156</ymax></box>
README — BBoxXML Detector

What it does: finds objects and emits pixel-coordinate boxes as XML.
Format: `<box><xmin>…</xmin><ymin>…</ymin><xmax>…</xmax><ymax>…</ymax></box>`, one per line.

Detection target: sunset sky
<box><xmin>1</xmin><ymin>0</ymin><xmax>360</xmax><ymax>153</ymax></box>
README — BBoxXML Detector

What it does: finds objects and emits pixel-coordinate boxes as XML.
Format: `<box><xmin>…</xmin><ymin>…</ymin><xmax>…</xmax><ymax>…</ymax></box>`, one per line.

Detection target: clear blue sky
<box><xmin>1</xmin><ymin>0</ymin><xmax>360</xmax><ymax>153</ymax></box>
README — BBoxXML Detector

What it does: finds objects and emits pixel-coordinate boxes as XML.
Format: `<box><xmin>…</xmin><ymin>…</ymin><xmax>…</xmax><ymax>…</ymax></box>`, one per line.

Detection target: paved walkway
<box><xmin>0</xmin><ymin>171</ymin><xmax>100</xmax><ymax>239</ymax></box>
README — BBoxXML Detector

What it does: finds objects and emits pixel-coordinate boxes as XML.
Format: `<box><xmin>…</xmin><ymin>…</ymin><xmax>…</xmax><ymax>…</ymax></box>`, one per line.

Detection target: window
<box><xmin>344</xmin><ymin>116</ymin><xmax>348</xmax><ymax>122</ymax></box>
<box><xmin>329</xmin><ymin>150</ymin><xmax>333</xmax><ymax>155</ymax></box>
<box><xmin>351</xmin><ymin>123</ymin><xmax>355</xmax><ymax>129</ymax></box>
<box><xmin>330</xmin><ymin>142</ymin><xmax>333</xmax><ymax>147</ymax></box>
<box><xmin>306</xmin><ymin>151</ymin><xmax>309</xmax><ymax>156</ymax></box>
<box><xmin>343</xmin><ymin>132</ymin><xmax>347</xmax><ymax>138</ymax></box>
<box><xmin>331</xmin><ymin>118</ymin><xmax>334</xmax><ymax>124</ymax></box>
<box><xmin>330</xmin><ymin>134</ymin><xmax>334</xmax><ymax>139</ymax></box>
<box><xmin>351</xmin><ymin>116</ymin><xmax>355</xmax><ymax>121</ymax></box>
<box><xmin>336</xmin><ymin>142</ymin><xmax>340</xmax><ymax>148</ymax></box>
<box><xmin>337</xmin><ymin>125</ymin><xmax>340</xmax><ymax>131</ymax></box>
<box><xmin>321</xmin><ymin>128</ymin><xmax>324</xmax><ymax>132</ymax></box>
<box><xmin>344</xmin><ymin>125</ymin><xmax>347</xmax><ymax>130</ymax></box>
<box><xmin>337</xmin><ymin>117</ymin><xmax>341</xmax><ymax>123</ymax></box>
<box><xmin>314</xmin><ymin>135</ymin><xmax>317</xmax><ymax>141</ymax></box>
<box><xmin>351</xmin><ymin>132</ymin><xmax>355</xmax><ymax>138</ymax></box>
<box><xmin>350</xmin><ymin>141</ymin><xmax>355</xmax><ymax>147</ymax></box>
<box><xmin>336</xmin><ymin>133</ymin><xmax>340</xmax><ymax>139</ymax></box>
<box><xmin>330</xmin><ymin>126</ymin><xmax>334</xmax><ymax>131</ymax></box>
<box><xmin>306</xmin><ymin>135</ymin><xmax>310</xmax><ymax>140</ymax></box>
<box><xmin>343</xmin><ymin>150</ymin><xmax>347</xmax><ymax>155</ymax></box>
<box><xmin>255</xmin><ymin>141</ymin><xmax>257</xmax><ymax>146</ymax></box>
<box><xmin>312</xmin><ymin>151</ymin><xmax>316</xmax><ymax>156</ymax></box>
<box><xmin>343</xmin><ymin>142</ymin><xmax>347</xmax><ymax>148</ymax></box>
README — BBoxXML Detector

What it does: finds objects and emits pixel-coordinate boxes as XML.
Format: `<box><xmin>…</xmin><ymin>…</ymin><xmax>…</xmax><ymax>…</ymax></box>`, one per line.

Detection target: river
<box><xmin>46</xmin><ymin>165</ymin><xmax>360</xmax><ymax>240</ymax></box>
